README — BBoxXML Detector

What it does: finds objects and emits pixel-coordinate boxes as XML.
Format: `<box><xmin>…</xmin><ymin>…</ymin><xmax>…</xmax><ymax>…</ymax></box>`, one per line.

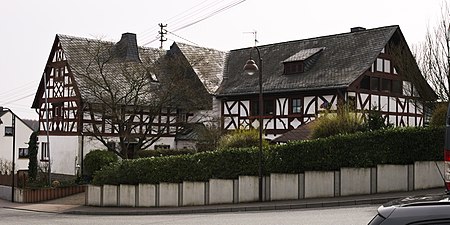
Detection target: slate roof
<box><xmin>175</xmin><ymin>123</ymin><xmax>208</xmax><ymax>141</ymax></box>
<box><xmin>218</xmin><ymin>26</ymin><xmax>399</xmax><ymax>96</ymax></box>
<box><xmin>56</xmin><ymin>34</ymin><xmax>165</xmax><ymax>105</ymax></box>
<box><xmin>272</xmin><ymin>120</ymin><xmax>316</xmax><ymax>143</ymax></box>
<box><xmin>283</xmin><ymin>47</ymin><xmax>325</xmax><ymax>63</ymax></box>
<box><xmin>175</xmin><ymin>42</ymin><xmax>227</xmax><ymax>94</ymax></box>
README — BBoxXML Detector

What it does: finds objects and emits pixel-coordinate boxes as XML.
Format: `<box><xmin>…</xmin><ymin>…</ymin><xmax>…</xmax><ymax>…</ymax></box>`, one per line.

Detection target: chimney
<box><xmin>114</xmin><ymin>33</ymin><xmax>141</xmax><ymax>62</ymax></box>
<box><xmin>350</xmin><ymin>27</ymin><xmax>366</xmax><ymax>33</ymax></box>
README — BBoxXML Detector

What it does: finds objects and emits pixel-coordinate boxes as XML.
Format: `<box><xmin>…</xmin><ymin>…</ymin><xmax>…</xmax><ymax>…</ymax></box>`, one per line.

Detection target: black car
<box><xmin>368</xmin><ymin>194</ymin><xmax>450</xmax><ymax>225</ymax></box>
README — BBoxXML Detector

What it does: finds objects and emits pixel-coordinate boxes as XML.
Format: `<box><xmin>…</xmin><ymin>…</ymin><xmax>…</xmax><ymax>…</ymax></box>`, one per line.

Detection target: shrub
<box><xmin>84</xmin><ymin>150</ymin><xmax>118</xmax><ymax>180</ymax></box>
<box><xmin>137</xmin><ymin>148</ymin><xmax>196</xmax><ymax>158</ymax></box>
<box><xmin>430</xmin><ymin>102</ymin><xmax>448</xmax><ymax>127</ymax></box>
<box><xmin>365</xmin><ymin>108</ymin><xmax>392</xmax><ymax>131</ymax></box>
<box><xmin>93</xmin><ymin>126</ymin><xmax>444</xmax><ymax>185</ymax></box>
<box><xmin>27</xmin><ymin>131</ymin><xmax>39</xmax><ymax>182</ymax></box>
<box><xmin>218</xmin><ymin>128</ymin><xmax>269</xmax><ymax>149</ymax></box>
<box><xmin>311</xmin><ymin>109</ymin><xmax>365</xmax><ymax>139</ymax></box>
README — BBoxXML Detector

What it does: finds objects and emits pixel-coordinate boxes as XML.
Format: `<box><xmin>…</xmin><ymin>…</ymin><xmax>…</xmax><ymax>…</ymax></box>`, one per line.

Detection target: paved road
<box><xmin>0</xmin><ymin>205</ymin><xmax>378</xmax><ymax>225</ymax></box>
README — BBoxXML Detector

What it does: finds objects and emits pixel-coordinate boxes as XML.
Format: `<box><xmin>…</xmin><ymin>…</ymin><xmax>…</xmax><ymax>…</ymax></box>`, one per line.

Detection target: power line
<box><xmin>166</xmin><ymin>30</ymin><xmax>199</xmax><ymax>46</ymax></box>
<box><xmin>140</xmin><ymin>0</ymin><xmax>246</xmax><ymax>47</ymax></box>
<box><xmin>1</xmin><ymin>93</ymin><xmax>36</xmax><ymax>106</ymax></box>
<box><xmin>172</xmin><ymin>0</ymin><xmax>246</xmax><ymax>33</ymax></box>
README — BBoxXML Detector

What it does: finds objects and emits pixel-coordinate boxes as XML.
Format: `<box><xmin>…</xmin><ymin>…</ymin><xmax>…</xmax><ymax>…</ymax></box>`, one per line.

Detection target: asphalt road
<box><xmin>0</xmin><ymin>205</ymin><xmax>378</xmax><ymax>225</ymax></box>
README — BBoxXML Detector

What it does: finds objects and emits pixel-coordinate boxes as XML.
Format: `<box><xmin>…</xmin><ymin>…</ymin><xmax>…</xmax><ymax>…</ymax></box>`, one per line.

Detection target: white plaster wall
<box><xmin>152</xmin><ymin>137</ymin><xmax>176</xmax><ymax>149</ymax></box>
<box><xmin>0</xmin><ymin>112</ymin><xmax>34</xmax><ymax>172</ymax></box>
<box><xmin>38</xmin><ymin>135</ymin><xmax>79</xmax><ymax>175</ymax></box>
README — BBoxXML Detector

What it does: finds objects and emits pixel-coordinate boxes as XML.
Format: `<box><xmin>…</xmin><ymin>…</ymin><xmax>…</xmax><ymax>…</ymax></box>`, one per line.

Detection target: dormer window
<box><xmin>283</xmin><ymin>47</ymin><xmax>324</xmax><ymax>75</ymax></box>
<box><xmin>284</xmin><ymin>61</ymin><xmax>304</xmax><ymax>74</ymax></box>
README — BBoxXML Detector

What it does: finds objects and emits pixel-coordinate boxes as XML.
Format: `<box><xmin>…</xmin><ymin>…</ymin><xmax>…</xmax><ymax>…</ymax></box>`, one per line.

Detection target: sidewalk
<box><xmin>0</xmin><ymin>188</ymin><xmax>445</xmax><ymax>215</ymax></box>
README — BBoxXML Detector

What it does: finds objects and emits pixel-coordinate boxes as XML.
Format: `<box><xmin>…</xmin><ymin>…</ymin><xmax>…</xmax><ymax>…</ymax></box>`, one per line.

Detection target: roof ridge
<box><xmin>230</xmin><ymin>25</ymin><xmax>399</xmax><ymax>52</ymax></box>
<box><xmin>175</xmin><ymin>41</ymin><xmax>228</xmax><ymax>54</ymax></box>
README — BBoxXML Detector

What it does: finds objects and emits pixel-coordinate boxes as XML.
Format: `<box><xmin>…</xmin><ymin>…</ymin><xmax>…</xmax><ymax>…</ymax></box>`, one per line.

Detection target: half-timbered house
<box><xmin>217</xmin><ymin>25</ymin><xmax>437</xmax><ymax>141</ymax></box>
<box><xmin>31</xmin><ymin>33</ymin><xmax>226</xmax><ymax>176</ymax></box>
<box><xmin>31</xmin><ymin>25</ymin><xmax>436</xmax><ymax>176</ymax></box>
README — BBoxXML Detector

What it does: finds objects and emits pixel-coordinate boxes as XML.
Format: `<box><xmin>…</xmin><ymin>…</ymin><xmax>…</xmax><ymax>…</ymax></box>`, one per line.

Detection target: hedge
<box><xmin>93</xmin><ymin>126</ymin><xmax>444</xmax><ymax>185</ymax></box>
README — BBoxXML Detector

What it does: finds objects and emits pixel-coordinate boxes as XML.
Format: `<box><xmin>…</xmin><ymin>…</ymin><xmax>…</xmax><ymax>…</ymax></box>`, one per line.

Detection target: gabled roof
<box><xmin>0</xmin><ymin>110</ymin><xmax>38</xmax><ymax>131</ymax></box>
<box><xmin>218</xmin><ymin>26</ymin><xmax>399</xmax><ymax>96</ymax></box>
<box><xmin>174</xmin><ymin>42</ymin><xmax>227</xmax><ymax>94</ymax></box>
<box><xmin>32</xmin><ymin>34</ymin><xmax>166</xmax><ymax>108</ymax></box>
<box><xmin>58</xmin><ymin>34</ymin><xmax>165</xmax><ymax>104</ymax></box>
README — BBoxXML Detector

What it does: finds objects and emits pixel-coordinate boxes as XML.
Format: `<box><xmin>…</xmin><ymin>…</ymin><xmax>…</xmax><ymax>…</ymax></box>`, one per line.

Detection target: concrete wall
<box><xmin>159</xmin><ymin>182</ymin><xmax>179</xmax><ymax>207</ymax></box>
<box><xmin>182</xmin><ymin>182</ymin><xmax>205</xmax><ymax>206</ymax></box>
<box><xmin>119</xmin><ymin>184</ymin><xmax>136</xmax><ymax>207</ymax></box>
<box><xmin>84</xmin><ymin>162</ymin><xmax>445</xmax><ymax>208</ymax></box>
<box><xmin>377</xmin><ymin>164</ymin><xmax>408</xmax><ymax>193</ymax></box>
<box><xmin>86</xmin><ymin>185</ymin><xmax>101</xmax><ymax>206</ymax></box>
<box><xmin>270</xmin><ymin>173</ymin><xmax>298</xmax><ymax>201</ymax></box>
<box><xmin>238</xmin><ymin>176</ymin><xmax>259</xmax><ymax>203</ymax></box>
<box><xmin>304</xmin><ymin>171</ymin><xmax>335</xmax><ymax>198</ymax></box>
<box><xmin>340</xmin><ymin>168</ymin><xmax>371</xmax><ymax>196</ymax></box>
<box><xmin>209</xmin><ymin>179</ymin><xmax>234</xmax><ymax>204</ymax></box>
<box><xmin>102</xmin><ymin>185</ymin><xmax>118</xmax><ymax>206</ymax></box>
<box><xmin>414</xmin><ymin>161</ymin><xmax>444</xmax><ymax>190</ymax></box>
<box><xmin>137</xmin><ymin>184</ymin><xmax>156</xmax><ymax>207</ymax></box>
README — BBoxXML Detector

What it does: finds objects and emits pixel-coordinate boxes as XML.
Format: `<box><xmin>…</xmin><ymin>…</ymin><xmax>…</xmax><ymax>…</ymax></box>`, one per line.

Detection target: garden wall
<box><xmin>86</xmin><ymin>161</ymin><xmax>445</xmax><ymax>207</ymax></box>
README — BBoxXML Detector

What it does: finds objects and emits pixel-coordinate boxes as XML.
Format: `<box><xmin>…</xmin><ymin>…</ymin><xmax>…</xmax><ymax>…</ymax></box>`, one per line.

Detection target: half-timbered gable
<box><xmin>218</xmin><ymin>25</ymin><xmax>437</xmax><ymax>140</ymax></box>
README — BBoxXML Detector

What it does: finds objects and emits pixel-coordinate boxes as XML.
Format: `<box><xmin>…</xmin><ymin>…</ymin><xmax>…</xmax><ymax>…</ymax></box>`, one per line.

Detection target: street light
<box><xmin>243</xmin><ymin>46</ymin><xmax>264</xmax><ymax>202</ymax></box>
<box><xmin>0</xmin><ymin>107</ymin><xmax>15</xmax><ymax>202</ymax></box>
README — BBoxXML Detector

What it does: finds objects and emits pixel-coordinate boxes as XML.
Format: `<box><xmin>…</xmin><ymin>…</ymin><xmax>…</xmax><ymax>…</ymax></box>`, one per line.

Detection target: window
<box><xmin>360</xmin><ymin>76</ymin><xmax>370</xmax><ymax>89</ymax></box>
<box><xmin>392</xmin><ymin>80</ymin><xmax>402</xmax><ymax>94</ymax></box>
<box><xmin>370</xmin><ymin>77</ymin><xmax>379</xmax><ymax>91</ymax></box>
<box><xmin>383</xmin><ymin>60</ymin><xmax>391</xmax><ymax>73</ymax></box>
<box><xmin>19</xmin><ymin>148</ymin><xmax>28</xmax><ymax>158</ymax></box>
<box><xmin>376</xmin><ymin>58</ymin><xmax>383</xmax><ymax>72</ymax></box>
<box><xmin>292</xmin><ymin>99</ymin><xmax>302</xmax><ymax>114</ymax></box>
<box><xmin>381</xmin><ymin>79</ymin><xmax>391</xmax><ymax>92</ymax></box>
<box><xmin>4</xmin><ymin>127</ymin><xmax>13</xmax><ymax>136</ymax></box>
<box><xmin>251</xmin><ymin>100</ymin><xmax>275</xmax><ymax>116</ymax></box>
<box><xmin>41</xmin><ymin>142</ymin><xmax>49</xmax><ymax>161</ymax></box>
<box><xmin>284</xmin><ymin>61</ymin><xmax>304</xmax><ymax>74</ymax></box>
<box><xmin>264</xmin><ymin>100</ymin><xmax>274</xmax><ymax>115</ymax></box>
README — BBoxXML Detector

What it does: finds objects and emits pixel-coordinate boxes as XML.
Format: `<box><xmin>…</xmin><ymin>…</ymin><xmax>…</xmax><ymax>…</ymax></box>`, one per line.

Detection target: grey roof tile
<box><xmin>175</xmin><ymin>42</ymin><xmax>228</xmax><ymax>94</ymax></box>
<box><xmin>57</xmin><ymin>34</ymin><xmax>165</xmax><ymax>104</ymax></box>
<box><xmin>218</xmin><ymin>26</ymin><xmax>398</xmax><ymax>96</ymax></box>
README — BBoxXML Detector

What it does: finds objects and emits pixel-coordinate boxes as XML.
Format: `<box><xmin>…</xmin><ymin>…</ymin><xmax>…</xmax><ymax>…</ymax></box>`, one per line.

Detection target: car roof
<box><xmin>377</xmin><ymin>194</ymin><xmax>450</xmax><ymax>224</ymax></box>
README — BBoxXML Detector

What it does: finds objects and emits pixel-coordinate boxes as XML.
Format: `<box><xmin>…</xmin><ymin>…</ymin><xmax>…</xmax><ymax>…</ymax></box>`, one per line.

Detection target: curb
<box><xmin>63</xmin><ymin>196</ymin><xmax>400</xmax><ymax>216</ymax></box>
<box><xmin>2</xmin><ymin>188</ymin><xmax>444</xmax><ymax>216</ymax></box>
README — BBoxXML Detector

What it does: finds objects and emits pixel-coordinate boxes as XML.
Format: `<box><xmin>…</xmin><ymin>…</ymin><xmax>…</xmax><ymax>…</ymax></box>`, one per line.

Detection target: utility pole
<box><xmin>159</xmin><ymin>23</ymin><xmax>167</xmax><ymax>49</ymax></box>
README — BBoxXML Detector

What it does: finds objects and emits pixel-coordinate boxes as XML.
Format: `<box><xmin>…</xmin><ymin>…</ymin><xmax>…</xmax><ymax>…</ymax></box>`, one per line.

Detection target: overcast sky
<box><xmin>0</xmin><ymin>0</ymin><xmax>446</xmax><ymax>119</ymax></box>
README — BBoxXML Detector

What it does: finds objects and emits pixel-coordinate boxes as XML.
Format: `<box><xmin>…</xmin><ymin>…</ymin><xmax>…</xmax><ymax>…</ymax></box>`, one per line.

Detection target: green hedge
<box><xmin>93</xmin><ymin>127</ymin><xmax>444</xmax><ymax>185</ymax></box>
